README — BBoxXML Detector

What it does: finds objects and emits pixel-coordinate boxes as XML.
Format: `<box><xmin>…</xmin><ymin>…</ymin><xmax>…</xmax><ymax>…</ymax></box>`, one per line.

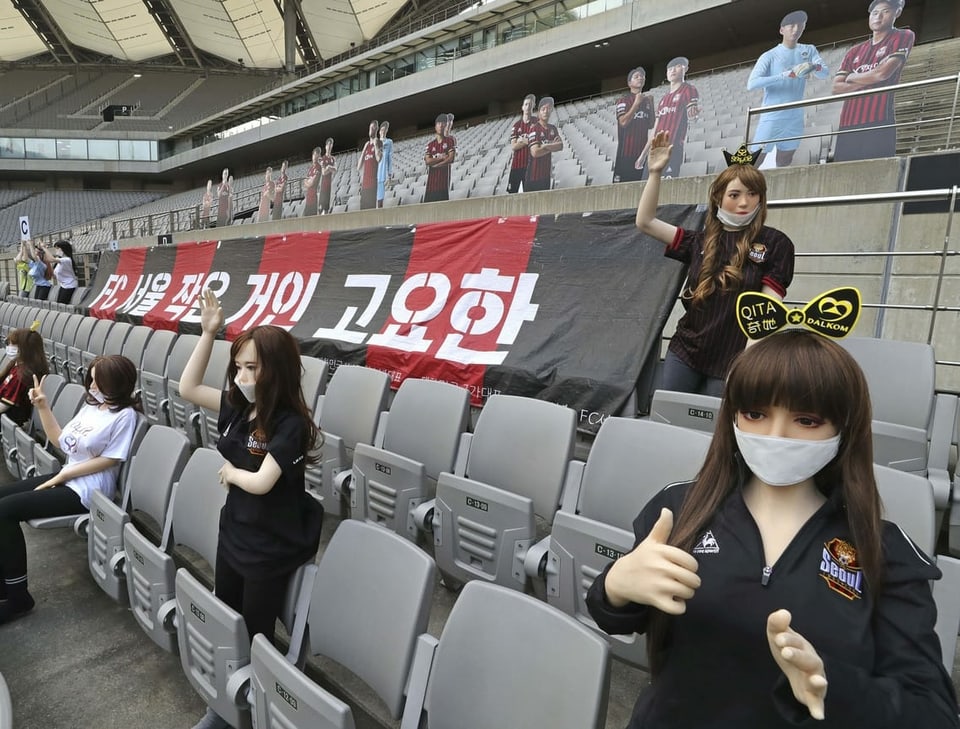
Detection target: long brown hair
<box><xmin>687</xmin><ymin>165</ymin><xmax>768</xmax><ymax>306</ymax></box>
<box><xmin>85</xmin><ymin>354</ymin><xmax>142</xmax><ymax>412</ymax></box>
<box><xmin>646</xmin><ymin>330</ymin><xmax>881</xmax><ymax>672</ymax></box>
<box><xmin>2</xmin><ymin>328</ymin><xmax>49</xmax><ymax>384</ymax></box>
<box><xmin>226</xmin><ymin>326</ymin><xmax>320</xmax><ymax>463</ymax></box>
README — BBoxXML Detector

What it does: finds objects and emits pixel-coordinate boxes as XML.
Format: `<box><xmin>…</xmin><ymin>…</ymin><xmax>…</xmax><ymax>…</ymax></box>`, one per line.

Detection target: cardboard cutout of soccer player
<box><xmin>832</xmin><ymin>0</ymin><xmax>914</xmax><ymax>162</ymax></box>
<box><xmin>200</xmin><ymin>179</ymin><xmax>213</xmax><ymax>228</ymax></box>
<box><xmin>216</xmin><ymin>168</ymin><xmax>233</xmax><ymax>227</ymax></box>
<box><xmin>614</xmin><ymin>68</ymin><xmax>655</xmax><ymax>183</ymax></box>
<box><xmin>424</xmin><ymin>114</ymin><xmax>456</xmax><ymax>203</ymax></box>
<box><xmin>272</xmin><ymin>160</ymin><xmax>287</xmax><ymax>221</ymax></box>
<box><xmin>526</xmin><ymin>96</ymin><xmax>563</xmax><ymax>191</ymax></box>
<box><xmin>637</xmin><ymin>58</ymin><xmax>700</xmax><ymax>178</ymax></box>
<box><xmin>376</xmin><ymin>124</ymin><xmax>393</xmax><ymax>208</ymax></box>
<box><xmin>257</xmin><ymin>166</ymin><xmax>274</xmax><ymax>222</ymax></box>
<box><xmin>319</xmin><ymin>138</ymin><xmax>337</xmax><ymax>214</ymax></box>
<box><xmin>507</xmin><ymin>94</ymin><xmax>536</xmax><ymax>193</ymax></box>
<box><xmin>302</xmin><ymin>147</ymin><xmax>322</xmax><ymax>217</ymax></box>
<box><xmin>747</xmin><ymin>10</ymin><xmax>829</xmax><ymax>167</ymax></box>
<box><xmin>358</xmin><ymin>121</ymin><xmax>380</xmax><ymax>210</ymax></box>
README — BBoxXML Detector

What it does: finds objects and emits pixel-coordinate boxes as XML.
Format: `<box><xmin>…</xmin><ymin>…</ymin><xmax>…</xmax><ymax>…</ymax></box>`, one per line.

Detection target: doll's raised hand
<box><xmin>198</xmin><ymin>288</ymin><xmax>224</xmax><ymax>336</ymax></box>
<box><xmin>645</xmin><ymin>131</ymin><xmax>673</xmax><ymax>174</ymax></box>
<box><xmin>767</xmin><ymin>609</ymin><xmax>828</xmax><ymax>720</ymax></box>
<box><xmin>604</xmin><ymin>508</ymin><xmax>700</xmax><ymax>614</ymax></box>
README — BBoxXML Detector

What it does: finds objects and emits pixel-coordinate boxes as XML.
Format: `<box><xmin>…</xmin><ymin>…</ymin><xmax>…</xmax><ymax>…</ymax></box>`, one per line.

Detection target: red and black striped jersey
<box><xmin>527</xmin><ymin>122</ymin><xmax>561</xmax><ymax>185</ymax></box>
<box><xmin>654</xmin><ymin>83</ymin><xmax>699</xmax><ymax>145</ymax></box>
<box><xmin>616</xmin><ymin>93</ymin><xmax>656</xmax><ymax>161</ymax></box>
<box><xmin>837</xmin><ymin>29</ymin><xmax>915</xmax><ymax>128</ymax></box>
<box><xmin>425</xmin><ymin>136</ymin><xmax>455</xmax><ymax>193</ymax></box>
<box><xmin>510</xmin><ymin>118</ymin><xmax>535</xmax><ymax>170</ymax></box>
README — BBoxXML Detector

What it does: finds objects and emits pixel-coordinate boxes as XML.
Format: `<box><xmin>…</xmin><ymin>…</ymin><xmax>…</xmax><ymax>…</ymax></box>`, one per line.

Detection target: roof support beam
<box><xmin>10</xmin><ymin>0</ymin><xmax>78</xmax><ymax>63</ymax></box>
<box><xmin>142</xmin><ymin>0</ymin><xmax>204</xmax><ymax>68</ymax></box>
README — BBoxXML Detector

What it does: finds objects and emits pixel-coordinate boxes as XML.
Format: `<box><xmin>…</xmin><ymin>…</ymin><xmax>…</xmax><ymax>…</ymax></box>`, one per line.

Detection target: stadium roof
<box><xmin>0</xmin><ymin>0</ymin><xmax>411</xmax><ymax>68</ymax></box>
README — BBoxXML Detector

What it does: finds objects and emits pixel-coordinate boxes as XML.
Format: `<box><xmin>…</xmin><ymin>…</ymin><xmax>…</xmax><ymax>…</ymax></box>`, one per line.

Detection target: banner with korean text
<box><xmin>82</xmin><ymin>207</ymin><xmax>703</xmax><ymax>431</ymax></box>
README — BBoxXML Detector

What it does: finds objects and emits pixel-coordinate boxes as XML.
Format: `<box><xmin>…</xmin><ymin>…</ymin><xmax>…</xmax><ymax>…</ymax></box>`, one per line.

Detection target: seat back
<box><xmin>79</xmin><ymin>318</ymin><xmax>115</xmax><ymax>381</ymax></box>
<box><xmin>52</xmin><ymin>313</ymin><xmax>82</xmax><ymax>379</ymax></box>
<box><xmin>167</xmin><ymin>447</ymin><xmax>228</xmax><ymax>568</ymax></box>
<box><xmin>197</xmin><ymin>339</ymin><xmax>231</xmax><ymax>448</ymax></box>
<box><xmin>1</xmin><ymin>414</ymin><xmax>20</xmax><ymax>477</ymax></box>
<box><xmin>299</xmin><ymin>355</ymin><xmax>328</xmax><ymax>413</ymax></box>
<box><xmin>139</xmin><ymin>329</ymin><xmax>177</xmax><ymax>425</ymax></box>
<box><xmin>66</xmin><ymin>316</ymin><xmax>99</xmax><ymax>382</ymax></box>
<box><xmin>352</xmin><ymin>379</ymin><xmax>469</xmax><ymax>538</ymax></box>
<box><xmin>0</xmin><ymin>670</ymin><xmax>10</xmax><ymax>729</ymax></box>
<box><xmin>874</xmin><ymin>463</ymin><xmax>935</xmax><ymax>556</ymax></box>
<box><xmin>101</xmin><ymin>321</ymin><xmax>133</xmax><ymax>356</ymax></box>
<box><xmin>165</xmin><ymin>334</ymin><xmax>200</xmax><ymax>443</ymax></box>
<box><xmin>649</xmin><ymin>389</ymin><xmax>721</xmax><ymax>433</ymax></box>
<box><xmin>120</xmin><ymin>325</ymin><xmax>154</xmax><ymax>386</ymax></box>
<box><xmin>465</xmin><ymin>394</ymin><xmax>575</xmax><ymax>520</ymax></box>
<box><xmin>413</xmin><ymin>582</ymin><xmax>609</xmax><ymax>729</ymax></box>
<box><xmin>309</xmin><ymin>520</ymin><xmax>436</xmax><ymax>718</ymax></box>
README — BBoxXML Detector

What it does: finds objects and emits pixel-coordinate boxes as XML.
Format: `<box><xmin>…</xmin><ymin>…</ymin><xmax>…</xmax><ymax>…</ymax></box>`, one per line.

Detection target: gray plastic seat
<box><xmin>64</xmin><ymin>316</ymin><xmax>98</xmax><ymax>383</ymax></box>
<box><xmin>3</xmin><ymin>373</ymin><xmax>65</xmax><ymax>478</ymax></box>
<box><xmin>350</xmin><ymin>378</ymin><xmax>470</xmax><ymax>541</ymax></box>
<box><xmin>139</xmin><ymin>329</ymin><xmax>177</xmax><ymax>426</ymax></box>
<box><xmin>78</xmin><ymin>318</ymin><xmax>114</xmax><ymax>382</ymax></box>
<box><xmin>51</xmin><ymin>313</ymin><xmax>82</xmax><ymax>380</ymax></box>
<box><xmin>163</xmin><ymin>334</ymin><xmax>201</xmax><ymax>445</ymax></box>
<box><xmin>420</xmin><ymin>394</ymin><xmax>576</xmax><ymax>591</ymax></box>
<box><xmin>87</xmin><ymin>425</ymin><xmax>192</xmax><ymax>603</ymax></box>
<box><xmin>248</xmin><ymin>519</ymin><xmax>437</xmax><ymax>729</ymax></box>
<box><xmin>124</xmin><ymin>447</ymin><xmax>227</xmax><ymax>652</ymax></box>
<box><xmin>542</xmin><ymin>417</ymin><xmax>711</xmax><ymax>666</ymax></box>
<box><xmin>307</xmin><ymin>365</ymin><xmax>390</xmax><ymax>517</ymax></box>
<box><xmin>120</xmin><ymin>325</ymin><xmax>154</xmax><ymax>387</ymax></box>
<box><xmin>196</xmin><ymin>338</ymin><xmax>231</xmax><ymax>448</ymax></box>
<box><xmin>649</xmin><ymin>389</ymin><xmax>722</xmax><ymax>433</ymax></box>
<box><xmin>100</xmin><ymin>320</ymin><xmax>133</xmax><ymax>356</ymax></box>
<box><xmin>299</xmin><ymin>354</ymin><xmax>328</xmax><ymax>414</ymax></box>
<box><xmin>399</xmin><ymin>581</ymin><xmax>610</xmax><ymax>729</ymax></box>
<box><xmin>42</xmin><ymin>310</ymin><xmax>71</xmax><ymax>363</ymax></box>
<box><xmin>0</xmin><ymin>670</ymin><xmax>10</xmax><ymax>729</ymax></box>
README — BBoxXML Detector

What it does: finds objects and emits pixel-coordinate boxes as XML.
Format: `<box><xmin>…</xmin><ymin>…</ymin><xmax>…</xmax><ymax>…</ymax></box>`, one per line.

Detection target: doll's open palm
<box><xmin>767</xmin><ymin>609</ymin><xmax>828</xmax><ymax>720</ymax></box>
<box><xmin>604</xmin><ymin>508</ymin><xmax>700</xmax><ymax>614</ymax></box>
<box><xmin>199</xmin><ymin>288</ymin><xmax>224</xmax><ymax>335</ymax></box>
<box><xmin>646</xmin><ymin>131</ymin><xmax>673</xmax><ymax>173</ymax></box>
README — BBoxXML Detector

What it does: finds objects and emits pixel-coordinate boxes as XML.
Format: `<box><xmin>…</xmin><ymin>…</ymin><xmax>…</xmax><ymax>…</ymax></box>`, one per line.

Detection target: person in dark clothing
<box><xmin>0</xmin><ymin>326</ymin><xmax>49</xmax><ymax>426</ymax></box>
<box><xmin>180</xmin><ymin>288</ymin><xmax>324</xmax><ymax>729</ymax></box>
<box><xmin>587</xmin><ymin>329</ymin><xmax>960</xmax><ymax>729</ymax></box>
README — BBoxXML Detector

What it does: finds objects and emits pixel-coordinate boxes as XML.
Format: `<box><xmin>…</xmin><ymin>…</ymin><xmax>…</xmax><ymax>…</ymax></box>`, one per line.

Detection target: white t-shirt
<box><xmin>58</xmin><ymin>404</ymin><xmax>139</xmax><ymax>507</ymax></box>
<box><xmin>54</xmin><ymin>257</ymin><xmax>77</xmax><ymax>289</ymax></box>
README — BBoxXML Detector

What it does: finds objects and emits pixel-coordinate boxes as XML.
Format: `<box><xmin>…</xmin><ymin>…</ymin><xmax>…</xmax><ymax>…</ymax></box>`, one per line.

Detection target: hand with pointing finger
<box><xmin>29</xmin><ymin>373</ymin><xmax>48</xmax><ymax>410</ymax></box>
<box><xmin>603</xmin><ymin>507</ymin><xmax>700</xmax><ymax>613</ymax></box>
<box><xmin>767</xmin><ymin>609</ymin><xmax>828</xmax><ymax>720</ymax></box>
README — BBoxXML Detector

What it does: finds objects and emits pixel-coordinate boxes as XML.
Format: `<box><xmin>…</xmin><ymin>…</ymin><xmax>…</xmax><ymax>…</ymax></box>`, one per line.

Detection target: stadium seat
<box><xmin>417</xmin><ymin>394</ymin><xmax>576</xmax><ymax>591</ymax></box>
<box><xmin>124</xmin><ymin>447</ymin><xmax>227</xmax><ymax>652</ymax></box>
<box><xmin>139</xmin><ymin>329</ymin><xmax>178</xmax><ymax>426</ymax></box>
<box><xmin>87</xmin><ymin>425</ymin><xmax>192</xmax><ymax>603</ymax></box>
<box><xmin>648</xmin><ymin>389</ymin><xmax>722</xmax><ymax>433</ymax></box>
<box><xmin>163</xmin><ymin>334</ymin><xmax>202</xmax><ymax>445</ymax></box>
<box><xmin>64</xmin><ymin>315</ymin><xmax>98</xmax><ymax>383</ymax></box>
<box><xmin>0</xmin><ymin>670</ymin><xmax>10</xmax><ymax>729</ymax></box>
<box><xmin>307</xmin><ymin>365</ymin><xmax>390</xmax><ymax>517</ymax></box>
<box><xmin>299</xmin><ymin>354</ymin><xmax>328</xmax><ymax>414</ymax></box>
<box><xmin>100</xmin><ymin>320</ymin><xmax>133</xmax><ymax>357</ymax></box>
<box><xmin>120</xmin><ymin>325</ymin><xmax>154</xmax><ymax>386</ymax></box>
<box><xmin>77</xmin><ymin>318</ymin><xmax>114</xmax><ymax>381</ymax></box>
<box><xmin>195</xmin><ymin>338</ymin><xmax>232</xmax><ymax>448</ymax></box>
<box><xmin>349</xmin><ymin>378</ymin><xmax>470</xmax><ymax>541</ymax></box>
<box><xmin>2</xmin><ymin>373</ymin><xmax>65</xmax><ymax>479</ymax></box>
<box><xmin>541</xmin><ymin>418</ymin><xmax>711</xmax><ymax>666</ymax></box>
<box><xmin>874</xmin><ymin>464</ymin><xmax>960</xmax><ymax>673</ymax></box>
<box><xmin>51</xmin><ymin>313</ymin><xmax>82</xmax><ymax>380</ymax></box>
<box><xmin>399</xmin><ymin>581</ymin><xmax>610</xmax><ymax>729</ymax></box>
<box><xmin>247</xmin><ymin>518</ymin><xmax>436</xmax><ymax>729</ymax></box>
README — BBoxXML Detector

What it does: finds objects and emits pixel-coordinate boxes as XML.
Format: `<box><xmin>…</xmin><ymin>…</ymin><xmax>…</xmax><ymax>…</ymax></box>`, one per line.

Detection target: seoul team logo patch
<box><xmin>819</xmin><ymin>538</ymin><xmax>864</xmax><ymax>600</ymax></box>
<box><xmin>748</xmin><ymin>243</ymin><xmax>767</xmax><ymax>263</ymax></box>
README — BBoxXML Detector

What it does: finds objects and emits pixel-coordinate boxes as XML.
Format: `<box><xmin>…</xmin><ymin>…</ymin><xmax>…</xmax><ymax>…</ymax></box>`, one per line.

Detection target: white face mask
<box><xmin>733</xmin><ymin>423</ymin><xmax>841</xmax><ymax>487</ymax></box>
<box><xmin>5</xmin><ymin>345</ymin><xmax>18</xmax><ymax>359</ymax></box>
<box><xmin>234</xmin><ymin>375</ymin><xmax>256</xmax><ymax>403</ymax></box>
<box><xmin>89</xmin><ymin>387</ymin><xmax>106</xmax><ymax>404</ymax></box>
<box><xmin>716</xmin><ymin>205</ymin><xmax>760</xmax><ymax>229</ymax></box>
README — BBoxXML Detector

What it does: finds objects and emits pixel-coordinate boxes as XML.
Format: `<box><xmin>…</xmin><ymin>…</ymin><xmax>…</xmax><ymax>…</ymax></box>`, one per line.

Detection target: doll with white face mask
<box><xmin>0</xmin><ymin>327</ymin><xmax>49</xmax><ymax>426</ymax></box>
<box><xmin>178</xmin><ymin>289</ymin><xmax>324</xmax><ymax>729</ymax></box>
<box><xmin>588</xmin><ymin>329</ymin><xmax>959</xmax><ymax>729</ymax></box>
<box><xmin>635</xmin><ymin>135</ymin><xmax>795</xmax><ymax>397</ymax></box>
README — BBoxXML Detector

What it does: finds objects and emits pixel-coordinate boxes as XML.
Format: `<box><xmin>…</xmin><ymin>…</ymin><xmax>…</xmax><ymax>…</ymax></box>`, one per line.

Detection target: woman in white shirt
<box><xmin>0</xmin><ymin>354</ymin><xmax>140</xmax><ymax>625</ymax></box>
<box><xmin>49</xmin><ymin>240</ymin><xmax>78</xmax><ymax>305</ymax></box>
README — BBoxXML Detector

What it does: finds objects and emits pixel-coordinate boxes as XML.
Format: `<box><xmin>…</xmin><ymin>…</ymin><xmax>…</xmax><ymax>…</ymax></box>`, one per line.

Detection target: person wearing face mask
<box><xmin>586</xmin><ymin>328</ymin><xmax>960</xmax><ymax>728</ymax></box>
<box><xmin>179</xmin><ymin>288</ymin><xmax>324</xmax><ymax>729</ymax></box>
<box><xmin>635</xmin><ymin>133</ymin><xmax>795</xmax><ymax>395</ymax></box>
<box><xmin>0</xmin><ymin>354</ymin><xmax>141</xmax><ymax>624</ymax></box>
<box><xmin>0</xmin><ymin>326</ymin><xmax>49</xmax><ymax>426</ymax></box>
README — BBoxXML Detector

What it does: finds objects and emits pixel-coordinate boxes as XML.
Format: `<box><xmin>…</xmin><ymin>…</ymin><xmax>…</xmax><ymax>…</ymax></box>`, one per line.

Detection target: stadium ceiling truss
<box><xmin>0</xmin><ymin>0</ymin><xmax>412</xmax><ymax>69</ymax></box>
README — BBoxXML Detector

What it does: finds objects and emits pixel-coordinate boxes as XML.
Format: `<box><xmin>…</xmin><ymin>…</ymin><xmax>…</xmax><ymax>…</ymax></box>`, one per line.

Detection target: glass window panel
<box><xmin>88</xmin><ymin>140</ymin><xmax>119</xmax><ymax>160</ymax></box>
<box><xmin>0</xmin><ymin>138</ymin><xmax>25</xmax><ymax>159</ymax></box>
<box><xmin>57</xmin><ymin>139</ymin><xmax>88</xmax><ymax>159</ymax></box>
<box><xmin>25</xmin><ymin>139</ymin><xmax>56</xmax><ymax>159</ymax></box>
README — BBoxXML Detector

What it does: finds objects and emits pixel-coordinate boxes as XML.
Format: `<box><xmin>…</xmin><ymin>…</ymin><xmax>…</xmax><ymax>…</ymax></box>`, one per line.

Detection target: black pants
<box><xmin>0</xmin><ymin>476</ymin><xmax>85</xmax><ymax>580</ymax></box>
<box><xmin>506</xmin><ymin>167</ymin><xmax>526</xmax><ymax>193</ymax></box>
<box><xmin>33</xmin><ymin>286</ymin><xmax>51</xmax><ymax>301</ymax></box>
<box><xmin>215</xmin><ymin>549</ymin><xmax>293</xmax><ymax>647</ymax></box>
<box><xmin>57</xmin><ymin>287</ymin><xmax>75</xmax><ymax>305</ymax></box>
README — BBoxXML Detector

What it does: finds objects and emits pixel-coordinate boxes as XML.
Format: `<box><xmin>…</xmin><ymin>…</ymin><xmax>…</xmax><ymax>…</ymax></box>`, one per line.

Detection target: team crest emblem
<box><xmin>748</xmin><ymin>243</ymin><xmax>767</xmax><ymax>263</ymax></box>
<box><xmin>819</xmin><ymin>538</ymin><xmax>864</xmax><ymax>600</ymax></box>
<box><xmin>693</xmin><ymin>530</ymin><xmax>719</xmax><ymax>554</ymax></box>
<box><xmin>877</xmin><ymin>46</ymin><xmax>888</xmax><ymax>59</ymax></box>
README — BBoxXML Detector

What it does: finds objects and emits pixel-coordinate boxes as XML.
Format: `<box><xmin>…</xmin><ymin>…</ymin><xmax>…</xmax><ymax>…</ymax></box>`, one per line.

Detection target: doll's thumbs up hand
<box><xmin>767</xmin><ymin>609</ymin><xmax>828</xmax><ymax>720</ymax></box>
<box><xmin>603</xmin><ymin>508</ymin><xmax>700</xmax><ymax>614</ymax></box>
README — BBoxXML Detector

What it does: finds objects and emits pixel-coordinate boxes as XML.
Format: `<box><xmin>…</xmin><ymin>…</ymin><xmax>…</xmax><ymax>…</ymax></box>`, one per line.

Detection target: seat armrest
<box><xmin>412</xmin><ymin>498</ymin><xmax>437</xmax><ymax>532</ymax></box>
<box><xmin>399</xmin><ymin>633</ymin><xmax>439</xmax><ymax>729</ymax></box>
<box><xmin>523</xmin><ymin>535</ymin><xmax>551</xmax><ymax>580</ymax></box>
<box><xmin>225</xmin><ymin>664</ymin><xmax>253</xmax><ymax>710</ymax></box>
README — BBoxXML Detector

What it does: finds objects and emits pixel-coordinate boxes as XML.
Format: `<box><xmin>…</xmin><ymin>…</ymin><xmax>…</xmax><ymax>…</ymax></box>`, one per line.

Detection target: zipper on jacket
<box><xmin>761</xmin><ymin>566</ymin><xmax>772</xmax><ymax>586</ymax></box>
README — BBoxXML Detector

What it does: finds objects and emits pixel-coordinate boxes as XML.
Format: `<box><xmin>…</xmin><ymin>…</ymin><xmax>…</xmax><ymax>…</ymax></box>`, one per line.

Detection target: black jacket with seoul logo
<box><xmin>586</xmin><ymin>481</ymin><xmax>960</xmax><ymax>729</ymax></box>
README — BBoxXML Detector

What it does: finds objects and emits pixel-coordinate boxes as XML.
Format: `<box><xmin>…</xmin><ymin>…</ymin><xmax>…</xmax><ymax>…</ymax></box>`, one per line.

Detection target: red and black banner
<box><xmin>83</xmin><ymin>208</ymin><xmax>703</xmax><ymax>431</ymax></box>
